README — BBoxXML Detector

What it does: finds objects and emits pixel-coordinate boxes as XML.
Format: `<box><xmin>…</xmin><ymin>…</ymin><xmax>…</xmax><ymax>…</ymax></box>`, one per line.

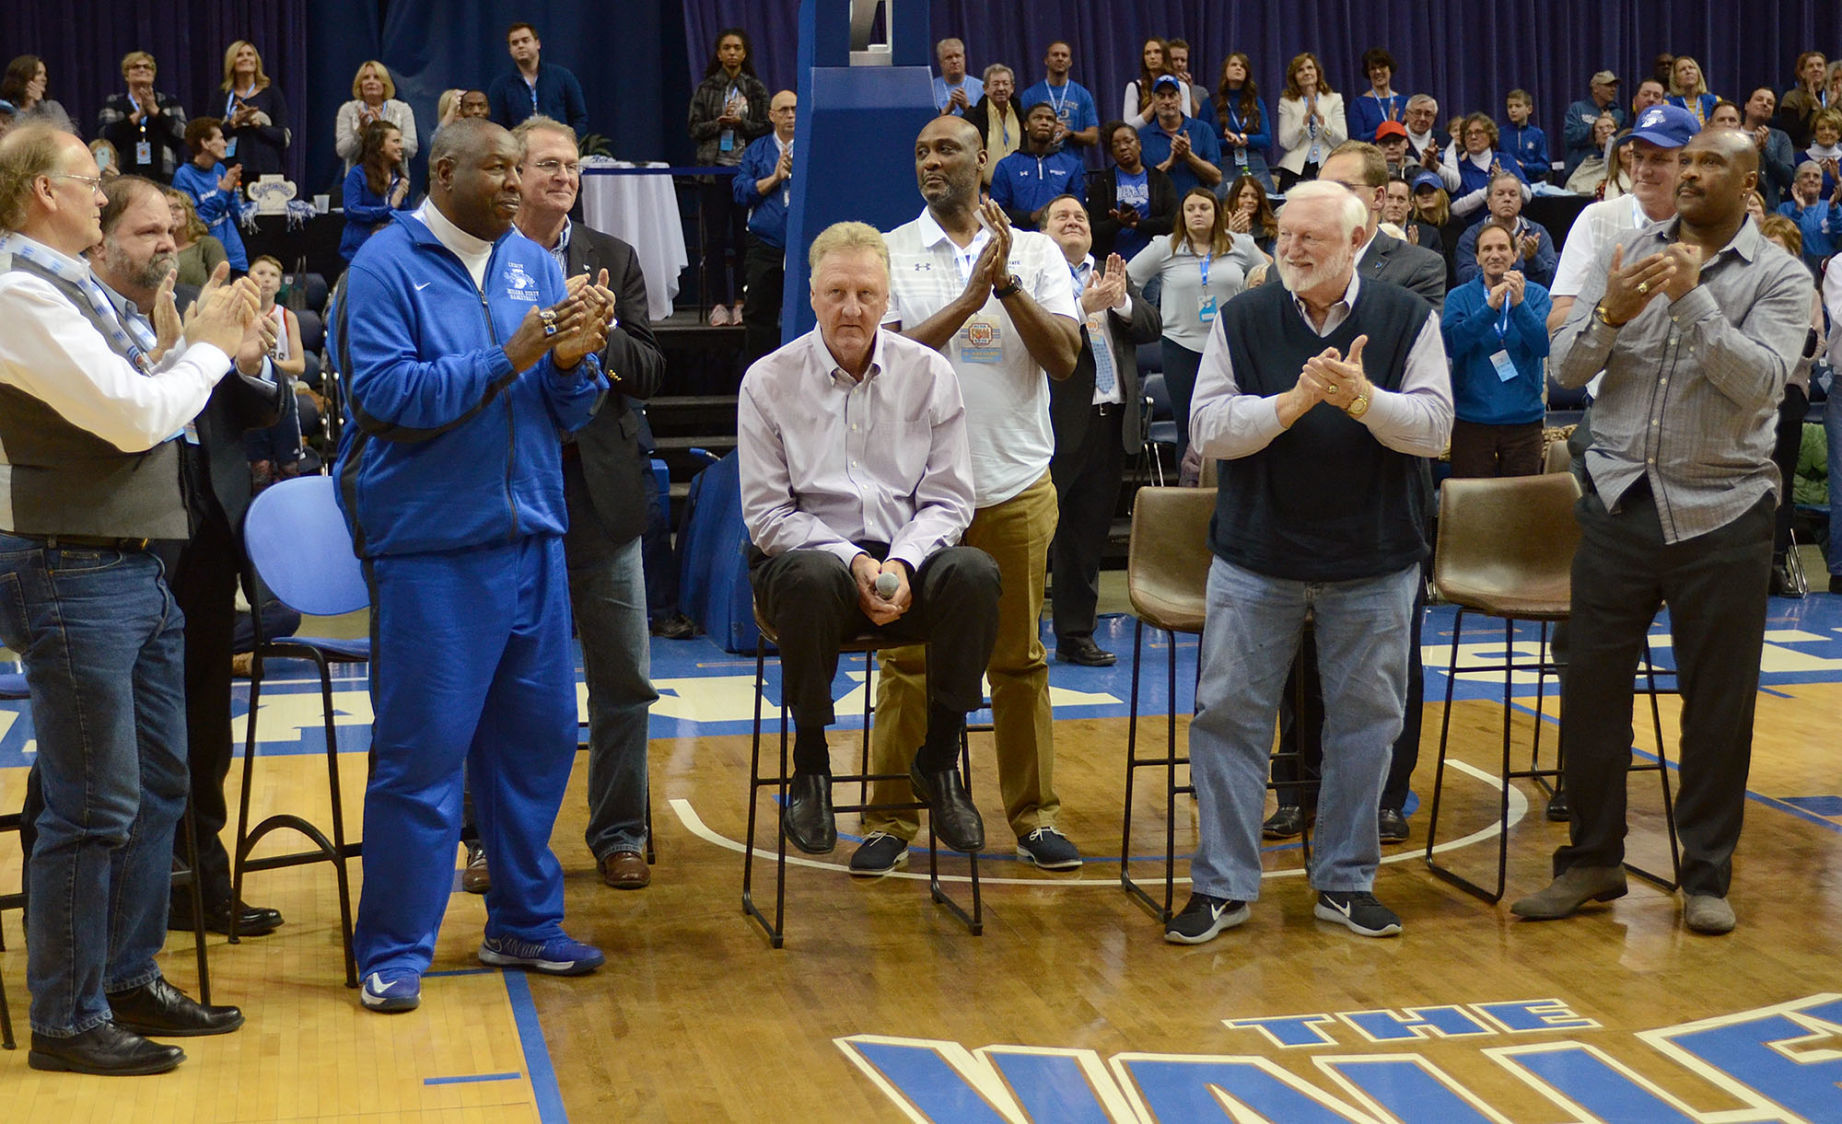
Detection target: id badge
<box><xmin>1489</xmin><ymin>350</ymin><xmax>1519</xmax><ymax>382</ymax></box>
<box><xmin>224</xmin><ymin>137</ymin><xmax>238</xmax><ymax>159</ymax></box>
<box><xmin>1198</xmin><ymin>293</ymin><xmax>1218</xmax><ymax>325</ymax></box>
<box><xmin>1234</xmin><ymin>146</ymin><xmax>1249</xmax><ymax>167</ymax></box>
<box><xmin>959</xmin><ymin>317</ymin><xmax>1004</xmax><ymax>365</ymax></box>
<box><xmin>719</xmin><ymin>128</ymin><xmax>734</xmax><ymax>153</ymax></box>
<box><xmin>136</xmin><ymin>140</ymin><xmax>152</xmax><ymax>165</ymax></box>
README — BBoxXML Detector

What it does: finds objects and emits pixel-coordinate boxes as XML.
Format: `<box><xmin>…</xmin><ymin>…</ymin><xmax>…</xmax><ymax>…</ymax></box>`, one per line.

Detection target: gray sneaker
<box><xmin>848</xmin><ymin>831</ymin><xmax>910</xmax><ymax>876</ymax></box>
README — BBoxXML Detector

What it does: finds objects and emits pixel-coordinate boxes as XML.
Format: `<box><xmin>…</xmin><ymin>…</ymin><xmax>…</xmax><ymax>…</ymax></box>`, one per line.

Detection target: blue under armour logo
<box><xmin>914</xmin><ymin>262</ymin><xmax>932</xmax><ymax>271</ymax></box>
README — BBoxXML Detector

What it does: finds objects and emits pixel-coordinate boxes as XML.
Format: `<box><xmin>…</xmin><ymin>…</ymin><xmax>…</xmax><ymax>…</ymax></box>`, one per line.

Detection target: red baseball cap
<box><xmin>1375</xmin><ymin>120</ymin><xmax>1409</xmax><ymax>141</ymax></box>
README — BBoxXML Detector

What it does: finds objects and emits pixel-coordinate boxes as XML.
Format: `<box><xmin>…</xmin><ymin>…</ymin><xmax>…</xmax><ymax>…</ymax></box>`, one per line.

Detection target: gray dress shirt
<box><xmin>1551</xmin><ymin>216</ymin><xmax>1812</xmax><ymax>543</ymax></box>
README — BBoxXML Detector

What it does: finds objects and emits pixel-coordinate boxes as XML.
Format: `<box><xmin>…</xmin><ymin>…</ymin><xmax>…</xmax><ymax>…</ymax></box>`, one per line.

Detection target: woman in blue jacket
<box><xmin>1441</xmin><ymin>220</ymin><xmax>1551</xmax><ymax>478</ymax></box>
<box><xmin>341</xmin><ymin>120</ymin><xmax>412</xmax><ymax>262</ymax></box>
<box><xmin>1213</xmin><ymin>52</ymin><xmax>1273</xmax><ymax>193</ymax></box>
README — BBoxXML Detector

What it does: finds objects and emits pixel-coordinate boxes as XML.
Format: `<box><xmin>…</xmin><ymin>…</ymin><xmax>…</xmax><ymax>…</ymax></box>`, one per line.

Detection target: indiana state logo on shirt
<box><xmin>505</xmin><ymin>260</ymin><xmax>540</xmax><ymax>303</ymax></box>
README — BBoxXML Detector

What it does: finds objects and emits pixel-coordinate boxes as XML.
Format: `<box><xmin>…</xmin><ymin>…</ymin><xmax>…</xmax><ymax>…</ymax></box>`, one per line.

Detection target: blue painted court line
<box><xmin>503</xmin><ymin>969</ymin><xmax>569</xmax><ymax>1124</ymax></box>
<box><xmin>425</xmin><ymin>1072</ymin><xmax>522</xmax><ymax>1086</ymax></box>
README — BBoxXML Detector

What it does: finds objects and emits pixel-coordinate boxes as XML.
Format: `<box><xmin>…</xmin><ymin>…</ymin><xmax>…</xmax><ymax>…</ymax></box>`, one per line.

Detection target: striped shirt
<box><xmin>1551</xmin><ymin>216</ymin><xmax>1812</xmax><ymax>543</ymax></box>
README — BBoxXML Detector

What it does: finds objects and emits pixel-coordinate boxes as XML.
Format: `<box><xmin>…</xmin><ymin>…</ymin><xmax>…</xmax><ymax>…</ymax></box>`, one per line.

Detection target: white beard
<box><xmin>1277</xmin><ymin>247</ymin><xmax>1352</xmax><ymax>295</ymax></box>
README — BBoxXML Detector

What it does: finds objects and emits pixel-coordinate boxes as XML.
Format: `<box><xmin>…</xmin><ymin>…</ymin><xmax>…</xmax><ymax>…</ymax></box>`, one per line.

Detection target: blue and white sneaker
<box><xmin>360</xmin><ymin>968</ymin><xmax>421</xmax><ymax>1012</ymax></box>
<box><xmin>478</xmin><ymin>934</ymin><xmax>605</xmax><ymax>976</ymax></box>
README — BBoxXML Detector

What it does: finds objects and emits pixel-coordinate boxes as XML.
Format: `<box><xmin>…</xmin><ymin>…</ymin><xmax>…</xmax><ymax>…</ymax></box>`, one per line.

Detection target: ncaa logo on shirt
<box><xmin>967</xmin><ymin>322</ymin><xmax>994</xmax><ymax>347</ymax></box>
<box><xmin>505</xmin><ymin>261</ymin><xmax>540</xmax><ymax>302</ymax></box>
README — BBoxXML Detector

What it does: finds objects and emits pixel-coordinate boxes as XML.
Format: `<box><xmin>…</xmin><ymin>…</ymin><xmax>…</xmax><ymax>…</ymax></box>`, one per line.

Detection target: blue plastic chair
<box><xmin>234</xmin><ymin>474</ymin><xmax>367</xmax><ymax>987</ymax></box>
<box><xmin>1141</xmin><ymin>373</ymin><xmax>1180</xmax><ymax>485</ymax></box>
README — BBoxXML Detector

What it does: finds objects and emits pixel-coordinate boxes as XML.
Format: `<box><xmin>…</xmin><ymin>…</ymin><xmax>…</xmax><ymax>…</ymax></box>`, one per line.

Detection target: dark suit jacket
<box><xmin>963</xmin><ymin>95</ymin><xmax>1020</xmax><ymax>154</ymax></box>
<box><xmin>1050</xmin><ymin>277</ymin><xmax>1163</xmax><ymax>456</ymax></box>
<box><xmin>1084</xmin><ymin>165</ymin><xmax>1178</xmax><ymax>261</ymax></box>
<box><xmin>564</xmin><ymin>223</ymin><xmax>669</xmax><ymax>543</ymax></box>
<box><xmin>1358</xmin><ymin>229</ymin><xmax>1447</xmax><ymax>314</ymax></box>
<box><xmin>173</xmin><ymin>283</ymin><xmax>285</xmax><ymax>531</ymax></box>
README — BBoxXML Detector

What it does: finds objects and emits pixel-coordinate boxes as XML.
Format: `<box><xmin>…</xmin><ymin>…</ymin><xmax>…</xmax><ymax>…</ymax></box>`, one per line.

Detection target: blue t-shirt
<box><xmin>1115</xmin><ymin>169</ymin><xmax>1150</xmax><ymax>217</ymax></box>
<box><xmin>1019</xmin><ymin>79</ymin><xmax>1099</xmax><ymax>134</ymax></box>
<box><xmin>1138</xmin><ymin>117</ymin><xmax>1222</xmax><ymax>198</ymax></box>
<box><xmin>932</xmin><ymin>74</ymin><xmax>984</xmax><ymax>116</ymax></box>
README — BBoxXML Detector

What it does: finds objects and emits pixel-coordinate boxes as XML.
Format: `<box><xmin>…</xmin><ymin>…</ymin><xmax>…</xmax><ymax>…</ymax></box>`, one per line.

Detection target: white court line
<box><xmin>669</xmin><ymin>760</ymin><xmax>1527</xmax><ymax>887</ymax></box>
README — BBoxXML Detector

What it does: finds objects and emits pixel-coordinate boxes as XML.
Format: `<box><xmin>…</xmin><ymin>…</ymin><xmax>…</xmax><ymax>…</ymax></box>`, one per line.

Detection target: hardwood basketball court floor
<box><xmin>2</xmin><ymin>591</ymin><xmax>1840</xmax><ymax>1121</ymax></box>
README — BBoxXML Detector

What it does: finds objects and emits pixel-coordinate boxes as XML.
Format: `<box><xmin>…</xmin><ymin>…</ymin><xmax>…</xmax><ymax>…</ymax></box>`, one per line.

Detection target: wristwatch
<box><xmin>1345</xmin><ymin>384</ymin><xmax>1372</xmax><ymax>419</ymax></box>
<box><xmin>992</xmin><ymin>275</ymin><xmax>1022</xmax><ymax>299</ymax></box>
<box><xmin>1593</xmin><ymin>301</ymin><xmax>1625</xmax><ymax>329</ymax></box>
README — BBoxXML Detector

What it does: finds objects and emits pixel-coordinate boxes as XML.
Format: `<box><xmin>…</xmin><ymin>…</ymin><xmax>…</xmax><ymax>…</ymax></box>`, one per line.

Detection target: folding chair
<box><xmin>1424</xmin><ymin>473</ymin><xmax>1678</xmax><ymax>903</ymax></box>
<box><xmin>233</xmin><ymin>476</ymin><xmax>367</xmax><ymax>986</ymax></box>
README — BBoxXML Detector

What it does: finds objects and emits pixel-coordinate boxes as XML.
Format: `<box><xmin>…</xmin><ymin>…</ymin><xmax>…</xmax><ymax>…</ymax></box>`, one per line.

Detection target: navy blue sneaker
<box><xmin>1016</xmin><ymin>826</ymin><xmax>1082</xmax><ymax>870</ymax></box>
<box><xmin>479</xmin><ymin>934</ymin><xmax>605</xmax><ymax>976</ymax></box>
<box><xmin>360</xmin><ymin>968</ymin><xmax>421</xmax><ymax>1012</ymax></box>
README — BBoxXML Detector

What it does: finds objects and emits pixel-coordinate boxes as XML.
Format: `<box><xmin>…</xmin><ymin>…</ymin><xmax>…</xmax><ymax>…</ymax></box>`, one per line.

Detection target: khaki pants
<box><xmin>863</xmin><ymin>472</ymin><xmax>1059</xmax><ymax>841</ymax></box>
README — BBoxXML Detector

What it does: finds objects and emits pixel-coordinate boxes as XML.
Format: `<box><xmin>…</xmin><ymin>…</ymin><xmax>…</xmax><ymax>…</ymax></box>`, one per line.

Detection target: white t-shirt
<box><xmin>883</xmin><ymin>208</ymin><xmax>1079</xmax><ymax>508</ymax></box>
<box><xmin>1551</xmin><ymin>195</ymin><xmax>1666</xmax><ymax>397</ymax></box>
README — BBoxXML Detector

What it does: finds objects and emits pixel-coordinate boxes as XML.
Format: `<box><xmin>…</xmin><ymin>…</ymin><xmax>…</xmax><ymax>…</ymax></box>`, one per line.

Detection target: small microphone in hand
<box><xmin>875</xmin><ymin>572</ymin><xmax>900</xmax><ymax>599</ymax></box>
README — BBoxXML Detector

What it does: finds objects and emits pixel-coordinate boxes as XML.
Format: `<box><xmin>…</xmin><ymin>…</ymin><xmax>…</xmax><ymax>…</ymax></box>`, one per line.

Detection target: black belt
<box><xmin>20</xmin><ymin>533</ymin><xmax>152</xmax><ymax>552</ymax></box>
<box><xmin>1092</xmin><ymin>402</ymin><xmax>1122</xmax><ymax>417</ymax></box>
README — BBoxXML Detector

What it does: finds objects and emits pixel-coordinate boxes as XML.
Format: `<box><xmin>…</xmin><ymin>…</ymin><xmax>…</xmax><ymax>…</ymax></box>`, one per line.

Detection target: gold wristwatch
<box><xmin>1593</xmin><ymin>302</ymin><xmax>1624</xmax><ymax>329</ymax></box>
<box><xmin>1345</xmin><ymin>384</ymin><xmax>1372</xmax><ymax>419</ymax></box>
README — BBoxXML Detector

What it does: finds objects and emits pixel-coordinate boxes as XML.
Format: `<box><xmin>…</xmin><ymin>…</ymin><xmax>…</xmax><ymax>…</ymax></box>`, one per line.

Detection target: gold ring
<box><xmin>1637</xmin><ymin>282</ymin><xmax>1648</xmax><ymax>295</ymax></box>
<box><xmin>1326</xmin><ymin>383</ymin><xmax>1339</xmax><ymax>395</ymax></box>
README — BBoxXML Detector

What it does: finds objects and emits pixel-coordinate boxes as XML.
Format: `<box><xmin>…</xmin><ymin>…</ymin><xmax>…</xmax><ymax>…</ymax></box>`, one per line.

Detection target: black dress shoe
<box><xmin>28</xmin><ymin>1022</ymin><xmax>185</xmax><ymax>1075</ymax></box>
<box><xmin>1261</xmin><ymin>805</ymin><xmax>1309</xmax><ymax>840</ymax></box>
<box><xmin>909</xmin><ymin>762</ymin><xmax>985</xmax><ymax>853</ymax></box>
<box><xmin>1377</xmin><ymin>807</ymin><xmax>1410</xmax><ymax>843</ymax></box>
<box><xmin>1545</xmin><ymin>788</ymin><xmax>1571</xmax><ymax>822</ymax></box>
<box><xmin>781</xmin><ymin>771</ymin><xmax>837</xmax><ymax>855</ymax></box>
<box><xmin>169</xmin><ymin>896</ymin><xmax>283</xmax><ymax>936</ymax></box>
<box><xmin>1055</xmin><ymin>637</ymin><xmax>1116</xmax><ymax>667</ymax></box>
<box><xmin>650</xmin><ymin>612</ymin><xmax>695</xmax><ymax>639</ymax></box>
<box><xmin>108</xmin><ymin>976</ymin><xmax>245</xmax><ymax>1037</ymax></box>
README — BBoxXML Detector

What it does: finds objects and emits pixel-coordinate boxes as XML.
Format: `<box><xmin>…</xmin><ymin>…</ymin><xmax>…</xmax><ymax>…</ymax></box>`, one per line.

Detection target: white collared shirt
<box><xmin>883</xmin><ymin>208</ymin><xmax>1079</xmax><ymax>507</ymax></box>
<box><xmin>0</xmin><ymin>235</ymin><xmax>229</xmax><ymax>453</ymax></box>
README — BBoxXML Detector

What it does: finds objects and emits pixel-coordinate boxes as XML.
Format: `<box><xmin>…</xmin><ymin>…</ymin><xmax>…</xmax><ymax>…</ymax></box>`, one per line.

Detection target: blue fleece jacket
<box><xmin>1441</xmin><ymin>276</ymin><xmax>1552</xmax><ymax>425</ymax></box>
<box><xmin>733</xmin><ymin>132</ymin><xmax>789</xmax><ymax>248</ymax></box>
<box><xmin>332</xmin><ymin>211</ymin><xmax>604</xmax><ymax>559</ymax></box>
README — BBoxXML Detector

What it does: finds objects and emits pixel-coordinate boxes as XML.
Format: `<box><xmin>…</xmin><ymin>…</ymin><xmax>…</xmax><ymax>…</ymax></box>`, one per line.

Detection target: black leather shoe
<box><xmin>1056</xmin><ymin>637</ymin><xmax>1116</xmax><ymax>667</ymax></box>
<box><xmin>108</xmin><ymin>976</ymin><xmax>245</xmax><ymax>1037</ymax></box>
<box><xmin>909</xmin><ymin>762</ymin><xmax>985</xmax><ymax>853</ymax></box>
<box><xmin>1377</xmin><ymin>807</ymin><xmax>1409</xmax><ymax>843</ymax></box>
<box><xmin>1262</xmin><ymin>805</ymin><xmax>1308</xmax><ymax>839</ymax></box>
<box><xmin>1545</xmin><ymin>788</ymin><xmax>1571</xmax><ymax>822</ymax></box>
<box><xmin>781</xmin><ymin>771</ymin><xmax>837</xmax><ymax>855</ymax></box>
<box><xmin>650</xmin><ymin>612</ymin><xmax>695</xmax><ymax>639</ymax></box>
<box><xmin>170</xmin><ymin>895</ymin><xmax>283</xmax><ymax>936</ymax></box>
<box><xmin>28</xmin><ymin>1022</ymin><xmax>185</xmax><ymax>1075</ymax></box>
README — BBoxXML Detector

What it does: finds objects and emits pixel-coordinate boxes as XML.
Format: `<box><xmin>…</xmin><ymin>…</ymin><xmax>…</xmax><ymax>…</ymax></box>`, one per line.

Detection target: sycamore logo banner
<box><xmin>841</xmin><ymin>993</ymin><xmax>1842</xmax><ymax>1122</ymax></box>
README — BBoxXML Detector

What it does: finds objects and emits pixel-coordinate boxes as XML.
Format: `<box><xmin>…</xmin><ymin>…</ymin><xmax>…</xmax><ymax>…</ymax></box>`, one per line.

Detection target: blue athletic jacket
<box><xmin>333</xmin><ymin>210</ymin><xmax>604</xmax><ymax>559</ymax></box>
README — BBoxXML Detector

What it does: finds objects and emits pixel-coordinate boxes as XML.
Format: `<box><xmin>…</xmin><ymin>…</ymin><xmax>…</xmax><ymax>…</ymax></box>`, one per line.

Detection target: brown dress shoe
<box><xmin>599</xmin><ymin>850</ymin><xmax>651</xmax><ymax>889</ymax></box>
<box><xmin>461</xmin><ymin>843</ymin><xmax>491</xmax><ymax>895</ymax></box>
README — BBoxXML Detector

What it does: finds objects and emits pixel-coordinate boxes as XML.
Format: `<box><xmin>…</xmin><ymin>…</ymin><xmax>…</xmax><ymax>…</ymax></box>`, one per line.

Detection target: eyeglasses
<box><xmin>528</xmin><ymin>159</ymin><xmax>580</xmax><ymax>178</ymax></box>
<box><xmin>46</xmin><ymin>172</ymin><xmax>105</xmax><ymax>193</ymax></box>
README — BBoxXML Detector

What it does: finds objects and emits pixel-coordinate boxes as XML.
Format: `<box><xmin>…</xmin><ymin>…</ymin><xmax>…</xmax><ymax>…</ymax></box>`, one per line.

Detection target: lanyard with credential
<box><xmin>1047</xmin><ymin>81</ymin><xmax>1070</xmax><ymax>121</ymax></box>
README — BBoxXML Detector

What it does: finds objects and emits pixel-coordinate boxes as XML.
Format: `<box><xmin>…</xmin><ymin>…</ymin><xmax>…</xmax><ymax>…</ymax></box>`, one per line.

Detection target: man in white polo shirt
<box><xmin>853</xmin><ymin>114</ymin><xmax>1083</xmax><ymax>876</ymax></box>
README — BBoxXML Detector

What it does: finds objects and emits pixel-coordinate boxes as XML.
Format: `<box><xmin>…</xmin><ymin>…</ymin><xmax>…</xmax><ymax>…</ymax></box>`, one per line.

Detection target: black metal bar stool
<box><xmin>743</xmin><ymin>606</ymin><xmax>980</xmax><ymax>948</ymax></box>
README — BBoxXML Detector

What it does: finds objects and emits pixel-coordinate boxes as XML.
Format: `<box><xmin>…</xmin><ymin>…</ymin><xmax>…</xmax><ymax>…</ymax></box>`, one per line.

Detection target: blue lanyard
<box><xmin>1199</xmin><ymin>251</ymin><xmax>1212</xmax><ymax>288</ymax></box>
<box><xmin>3</xmin><ymin>234</ymin><xmax>157</xmax><ymax>370</ymax></box>
<box><xmin>1494</xmin><ymin>297</ymin><xmax>1512</xmax><ymax>339</ymax></box>
<box><xmin>1046</xmin><ymin>81</ymin><xmax>1070</xmax><ymax>120</ymax></box>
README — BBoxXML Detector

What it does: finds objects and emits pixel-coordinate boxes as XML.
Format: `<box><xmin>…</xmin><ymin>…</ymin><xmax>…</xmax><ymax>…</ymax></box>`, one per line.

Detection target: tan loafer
<box><xmin>1683</xmin><ymin>894</ymin><xmax>1735</xmax><ymax>934</ymax></box>
<box><xmin>1510</xmin><ymin>865</ymin><xmax>1627</xmax><ymax>919</ymax></box>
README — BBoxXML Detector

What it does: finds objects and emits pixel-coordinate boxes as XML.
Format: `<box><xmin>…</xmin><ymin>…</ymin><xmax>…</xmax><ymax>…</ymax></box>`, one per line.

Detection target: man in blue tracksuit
<box><xmin>990</xmin><ymin>102</ymin><xmax>1086</xmax><ymax>229</ymax></box>
<box><xmin>333</xmin><ymin>118</ymin><xmax>613</xmax><ymax>1012</ymax></box>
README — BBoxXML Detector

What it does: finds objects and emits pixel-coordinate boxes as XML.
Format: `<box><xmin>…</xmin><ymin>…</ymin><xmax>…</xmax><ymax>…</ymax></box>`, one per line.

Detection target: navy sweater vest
<box><xmin>1210</xmin><ymin>278</ymin><xmax>1431</xmax><ymax>581</ymax></box>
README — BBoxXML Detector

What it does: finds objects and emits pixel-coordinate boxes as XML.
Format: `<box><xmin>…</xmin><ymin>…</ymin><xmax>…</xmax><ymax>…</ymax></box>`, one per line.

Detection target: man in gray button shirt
<box><xmin>1513</xmin><ymin>129</ymin><xmax>1812</xmax><ymax>935</ymax></box>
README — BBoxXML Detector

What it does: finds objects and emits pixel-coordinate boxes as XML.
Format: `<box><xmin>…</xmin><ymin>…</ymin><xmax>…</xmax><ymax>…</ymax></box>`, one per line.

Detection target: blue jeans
<box><xmin>1188</xmin><ymin>557</ymin><xmax>1418</xmax><ymax>901</ymax></box>
<box><xmin>0</xmin><ymin>535</ymin><xmax>188</xmax><ymax>1036</ymax></box>
<box><xmin>563</xmin><ymin>467</ymin><xmax>658</xmax><ymax>859</ymax></box>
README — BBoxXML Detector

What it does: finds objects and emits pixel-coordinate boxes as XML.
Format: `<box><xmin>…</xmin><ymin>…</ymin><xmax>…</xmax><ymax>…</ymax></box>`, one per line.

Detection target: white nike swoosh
<box><xmin>367</xmin><ymin>972</ymin><xmax>390</xmax><ymax>992</ymax></box>
<box><xmin>414</xmin><ymin>281</ymin><xmax>431</xmax><ymax>291</ymax></box>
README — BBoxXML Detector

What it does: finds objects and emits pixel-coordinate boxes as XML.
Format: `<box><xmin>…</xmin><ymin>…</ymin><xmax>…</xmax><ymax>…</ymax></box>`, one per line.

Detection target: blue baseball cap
<box><xmin>1621</xmin><ymin>104</ymin><xmax>1698</xmax><ymax>149</ymax></box>
<box><xmin>1410</xmin><ymin>170</ymin><xmax>1443</xmax><ymax>193</ymax></box>
<box><xmin>1152</xmin><ymin>74</ymin><xmax>1182</xmax><ymax>93</ymax></box>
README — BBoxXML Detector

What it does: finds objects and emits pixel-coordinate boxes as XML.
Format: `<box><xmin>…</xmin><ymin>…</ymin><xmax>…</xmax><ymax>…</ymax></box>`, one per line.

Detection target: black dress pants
<box><xmin>1049</xmin><ymin>406</ymin><xmax>1126</xmax><ymax>645</ymax></box>
<box><xmin>749</xmin><ymin>545</ymin><xmax>1001</xmax><ymax>772</ymax></box>
<box><xmin>1554</xmin><ymin>484</ymin><xmax>1773</xmax><ymax>896</ymax></box>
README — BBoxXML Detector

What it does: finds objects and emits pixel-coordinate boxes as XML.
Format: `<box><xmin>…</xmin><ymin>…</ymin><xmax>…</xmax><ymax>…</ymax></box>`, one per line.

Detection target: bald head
<box><xmin>1675</xmin><ymin>127</ymin><xmax>1759</xmax><ymax>230</ymax></box>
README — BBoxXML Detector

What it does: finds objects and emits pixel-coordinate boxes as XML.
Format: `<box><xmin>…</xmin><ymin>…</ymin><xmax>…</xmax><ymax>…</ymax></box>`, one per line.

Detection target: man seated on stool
<box><xmin>739</xmin><ymin>220</ymin><xmax>1001</xmax><ymax>858</ymax></box>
